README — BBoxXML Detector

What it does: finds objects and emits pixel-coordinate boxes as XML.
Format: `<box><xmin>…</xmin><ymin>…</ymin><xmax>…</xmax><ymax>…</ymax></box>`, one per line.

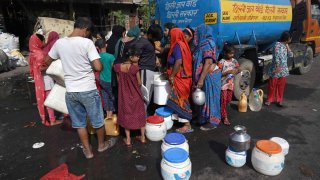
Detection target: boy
<box><xmin>95</xmin><ymin>39</ymin><xmax>116</xmax><ymax>119</ymax></box>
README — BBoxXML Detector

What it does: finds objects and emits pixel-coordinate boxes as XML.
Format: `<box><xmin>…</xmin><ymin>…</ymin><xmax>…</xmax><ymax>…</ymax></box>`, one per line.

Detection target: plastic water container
<box><xmin>252</xmin><ymin>140</ymin><xmax>285</xmax><ymax>176</ymax></box>
<box><xmin>153</xmin><ymin>80</ymin><xmax>171</xmax><ymax>105</ymax></box>
<box><xmin>145</xmin><ymin>116</ymin><xmax>167</xmax><ymax>141</ymax></box>
<box><xmin>156</xmin><ymin>107</ymin><xmax>174</xmax><ymax>130</ymax></box>
<box><xmin>225</xmin><ymin>146</ymin><xmax>247</xmax><ymax>167</ymax></box>
<box><xmin>270</xmin><ymin>137</ymin><xmax>289</xmax><ymax>156</ymax></box>
<box><xmin>161</xmin><ymin>148</ymin><xmax>192</xmax><ymax>180</ymax></box>
<box><xmin>44</xmin><ymin>84</ymin><xmax>68</xmax><ymax>114</ymax></box>
<box><xmin>161</xmin><ymin>133</ymin><xmax>189</xmax><ymax>155</ymax></box>
<box><xmin>249</xmin><ymin>88</ymin><xmax>263</xmax><ymax>112</ymax></box>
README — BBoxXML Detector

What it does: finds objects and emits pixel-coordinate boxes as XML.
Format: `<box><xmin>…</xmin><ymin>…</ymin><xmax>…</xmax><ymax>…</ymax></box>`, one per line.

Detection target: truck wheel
<box><xmin>233</xmin><ymin>58</ymin><xmax>256</xmax><ymax>100</ymax></box>
<box><xmin>297</xmin><ymin>46</ymin><xmax>313</xmax><ymax>75</ymax></box>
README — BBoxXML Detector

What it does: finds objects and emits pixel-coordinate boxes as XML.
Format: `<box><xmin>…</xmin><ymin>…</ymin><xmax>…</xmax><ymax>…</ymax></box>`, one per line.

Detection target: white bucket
<box><xmin>161</xmin><ymin>148</ymin><xmax>191</xmax><ymax>180</ymax></box>
<box><xmin>44</xmin><ymin>84</ymin><xmax>68</xmax><ymax>114</ymax></box>
<box><xmin>161</xmin><ymin>133</ymin><xmax>189</xmax><ymax>155</ymax></box>
<box><xmin>225</xmin><ymin>147</ymin><xmax>246</xmax><ymax>167</ymax></box>
<box><xmin>153</xmin><ymin>80</ymin><xmax>170</xmax><ymax>105</ymax></box>
<box><xmin>145</xmin><ymin>116</ymin><xmax>167</xmax><ymax>141</ymax></box>
<box><xmin>270</xmin><ymin>137</ymin><xmax>289</xmax><ymax>156</ymax></box>
<box><xmin>251</xmin><ymin>146</ymin><xmax>285</xmax><ymax>176</ymax></box>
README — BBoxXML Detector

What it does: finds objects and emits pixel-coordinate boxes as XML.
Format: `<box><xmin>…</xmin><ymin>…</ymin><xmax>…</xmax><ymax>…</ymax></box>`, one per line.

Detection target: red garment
<box><xmin>40</xmin><ymin>163</ymin><xmax>85</xmax><ymax>180</ymax></box>
<box><xmin>266</xmin><ymin>77</ymin><xmax>286</xmax><ymax>103</ymax></box>
<box><xmin>166</xmin><ymin>28</ymin><xmax>193</xmax><ymax>119</ymax></box>
<box><xmin>43</xmin><ymin>31</ymin><xmax>59</xmax><ymax>55</ymax></box>
<box><xmin>114</xmin><ymin>64</ymin><xmax>146</xmax><ymax>129</ymax></box>
<box><xmin>220</xmin><ymin>89</ymin><xmax>233</xmax><ymax>119</ymax></box>
<box><xmin>167</xmin><ymin>28</ymin><xmax>192</xmax><ymax>77</ymax></box>
<box><xmin>29</xmin><ymin>34</ymin><xmax>47</xmax><ymax>123</ymax></box>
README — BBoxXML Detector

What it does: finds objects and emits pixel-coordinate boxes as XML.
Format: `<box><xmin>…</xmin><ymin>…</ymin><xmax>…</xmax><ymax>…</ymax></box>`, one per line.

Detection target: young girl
<box><xmin>218</xmin><ymin>44</ymin><xmax>239</xmax><ymax>125</ymax></box>
<box><xmin>114</xmin><ymin>47</ymin><xmax>146</xmax><ymax>147</ymax></box>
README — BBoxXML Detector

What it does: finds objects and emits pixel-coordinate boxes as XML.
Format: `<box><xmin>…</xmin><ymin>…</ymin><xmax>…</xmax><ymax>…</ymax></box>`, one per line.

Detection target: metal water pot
<box><xmin>192</xmin><ymin>88</ymin><xmax>205</xmax><ymax>106</ymax></box>
<box><xmin>229</xmin><ymin>125</ymin><xmax>251</xmax><ymax>152</ymax></box>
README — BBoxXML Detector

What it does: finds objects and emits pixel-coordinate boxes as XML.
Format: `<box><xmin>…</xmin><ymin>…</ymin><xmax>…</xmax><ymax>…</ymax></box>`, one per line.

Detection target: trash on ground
<box><xmin>135</xmin><ymin>165</ymin><xmax>147</xmax><ymax>172</ymax></box>
<box><xmin>32</xmin><ymin>142</ymin><xmax>45</xmax><ymax>149</ymax></box>
<box><xmin>24</xmin><ymin>122</ymin><xmax>36</xmax><ymax>128</ymax></box>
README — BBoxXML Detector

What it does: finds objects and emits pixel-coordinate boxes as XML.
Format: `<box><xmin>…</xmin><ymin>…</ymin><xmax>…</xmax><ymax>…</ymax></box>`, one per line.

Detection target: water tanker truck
<box><xmin>155</xmin><ymin>0</ymin><xmax>320</xmax><ymax>99</ymax></box>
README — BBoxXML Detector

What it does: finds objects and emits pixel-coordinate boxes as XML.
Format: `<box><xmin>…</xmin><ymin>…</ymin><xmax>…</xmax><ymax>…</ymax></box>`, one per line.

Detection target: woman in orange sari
<box><xmin>167</xmin><ymin>28</ymin><xmax>193</xmax><ymax>133</ymax></box>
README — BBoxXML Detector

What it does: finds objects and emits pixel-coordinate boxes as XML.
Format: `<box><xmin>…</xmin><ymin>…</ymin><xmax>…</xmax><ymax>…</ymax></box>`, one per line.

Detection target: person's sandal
<box><xmin>98</xmin><ymin>138</ymin><xmax>117</xmax><ymax>152</ymax></box>
<box><xmin>135</xmin><ymin>136</ymin><xmax>147</xmax><ymax>144</ymax></box>
<box><xmin>82</xmin><ymin>146</ymin><xmax>94</xmax><ymax>159</ymax></box>
<box><xmin>176</xmin><ymin>125</ymin><xmax>194</xmax><ymax>134</ymax></box>
<box><xmin>200</xmin><ymin>123</ymin><xmax>217</xmax><ymax>131</ymax></box>
<box><xmin>264</xmin><ymin>102</ymin><xmax>271</xmax><ymax>106</ymax></box>
<box><xmin>223</xmin><ymin>118</ymin><xmax>231</xmax><ymax>126</ymax></box>
<box><xmin>123</xmin><ymin>138</ymin><xmax>132</xmax><ymax>148</ymax></box>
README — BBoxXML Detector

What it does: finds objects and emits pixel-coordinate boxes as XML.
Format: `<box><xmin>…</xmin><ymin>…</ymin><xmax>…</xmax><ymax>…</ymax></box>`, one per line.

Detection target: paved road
<box><xmin>0</xmin><ymin>57</ymin><xmax>319</xmax><ymax>180</ymax></box>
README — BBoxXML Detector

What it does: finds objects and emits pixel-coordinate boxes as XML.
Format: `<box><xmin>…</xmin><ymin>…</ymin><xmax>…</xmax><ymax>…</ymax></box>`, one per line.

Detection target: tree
<box><xmin>138</xmin><ymin>0</ymin><xmax>155</xmax><ymax>29</ymax></box>
<box><xmin>109</xmin><ymin>10</ymin><xmax>125</xmax><ymax>26</ymax></box>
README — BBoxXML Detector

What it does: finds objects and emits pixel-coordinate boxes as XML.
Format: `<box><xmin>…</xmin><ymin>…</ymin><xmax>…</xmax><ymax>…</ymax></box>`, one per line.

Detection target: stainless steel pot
<box><xmin>229</xmin><ymin>125</ymin><xmax>251</xmax><ymax>152</ymax></box>
<box><xmin>192</xmin><ymin>88</ymin><xmax>205</xmax><ymax>106</ymax></box>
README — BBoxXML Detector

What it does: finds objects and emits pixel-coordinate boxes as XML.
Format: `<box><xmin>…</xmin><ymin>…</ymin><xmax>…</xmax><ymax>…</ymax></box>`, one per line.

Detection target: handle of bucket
<box><xmin>163</xmin><ymin>159</ymin><xmax>191</xmax><ymax>169</ymax></box>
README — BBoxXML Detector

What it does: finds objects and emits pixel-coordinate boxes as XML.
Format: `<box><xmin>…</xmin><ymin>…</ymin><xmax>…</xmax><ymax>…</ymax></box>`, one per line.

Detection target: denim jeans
<box><xmin>100</xmin><ymin>80</ymin><xmax>115</xmax><ymax>112</ymax></box>
<box><xmin>65</xmin><ymin>89</ymin><xmax>104</xmax><ymax>128</ymax></box>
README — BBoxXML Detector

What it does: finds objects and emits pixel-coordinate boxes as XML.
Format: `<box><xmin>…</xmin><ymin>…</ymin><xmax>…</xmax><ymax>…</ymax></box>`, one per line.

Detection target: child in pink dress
<box><xmin>114</xmin><ymin>47</ymin><xmax>146</xmax><ymax>146</ymax></box>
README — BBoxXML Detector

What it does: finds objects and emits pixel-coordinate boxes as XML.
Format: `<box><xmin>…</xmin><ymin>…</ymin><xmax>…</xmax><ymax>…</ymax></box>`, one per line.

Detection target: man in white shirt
<box><xmin>45</xmin><ymin>17</ymin><xmax>115</xmax><ymax>159</ymax></box>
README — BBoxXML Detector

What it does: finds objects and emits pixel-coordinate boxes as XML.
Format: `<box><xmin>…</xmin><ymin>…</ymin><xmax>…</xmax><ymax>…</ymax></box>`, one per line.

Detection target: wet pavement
<box><xmin>0</xmin><ymin>58</ymin><xmax>320</xmax><ymax>180</ymax></box>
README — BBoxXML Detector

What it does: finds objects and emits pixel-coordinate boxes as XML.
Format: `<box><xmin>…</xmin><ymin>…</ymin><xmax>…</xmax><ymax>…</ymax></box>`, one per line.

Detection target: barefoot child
<box><xmin>218</xmin><ymin>44</ymin><xmax>239</xmax><ymax>125</ymax></box>
<box><xmin>95</xmin><ymin>39</ymin><xmax>116</xmax><ymax>119</ymax></box>
<box><xmin>114</xmin><ymin>47</ymin><xmax>146</xmax><ymax>146</ymax></box>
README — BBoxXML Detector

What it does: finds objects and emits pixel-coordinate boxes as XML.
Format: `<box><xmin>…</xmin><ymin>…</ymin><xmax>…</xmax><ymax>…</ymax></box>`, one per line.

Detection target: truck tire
<box><xmin>233</xmin><ymin>58</ymin><xmax>256</xmax><ymax>100</ymax></box>
<box><xmin>297</xmin><ymin>46</ymin><xmax>313</xmax><ymax>75</ymax></box>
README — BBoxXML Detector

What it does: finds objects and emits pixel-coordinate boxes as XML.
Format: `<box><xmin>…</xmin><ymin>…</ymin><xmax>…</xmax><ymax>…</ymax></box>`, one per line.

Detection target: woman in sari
<box><xmin>167</xmin><ymin>28</ymin><xmax>193</xmax><ymax>133</ymax></box>
<box><xmin>193</xmin><ymin>24</ymin><xmax>222</xmax><ymax>131</ymax></box>
<box><xmin>29</xmin><ymin>32</ymin><xmax>62</xmax><ymax>126</ymax></box>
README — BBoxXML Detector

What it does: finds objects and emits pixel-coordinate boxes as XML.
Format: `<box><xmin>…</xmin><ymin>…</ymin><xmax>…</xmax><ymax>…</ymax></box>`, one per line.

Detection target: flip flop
<box><xmin>98</xmin><ymin>138</ymin><xmax>117</xmax><ymax>152</ymax></box>
<box><xmin>223</xmin><ymin>118</ymin><xmax>231</xmax><ymax>126</ymax></box>
<box><xmin>123</xmin><ymin>138</ymin><xmax>132</xmax><ymax>148</ymax></box>
<box><xmin>135</xmin><ymin>136</ymin><xmax>147</xmax><ymax>144</ymax></box>
<box><xmin>82</xmin><ymin>146</ymin><xmax>94</xmax><ymax>159</ymax></box>
<box><xmin>176</xmin><ymin>126</ymin><xmax>194</xmax><ymax>134</ymax></box>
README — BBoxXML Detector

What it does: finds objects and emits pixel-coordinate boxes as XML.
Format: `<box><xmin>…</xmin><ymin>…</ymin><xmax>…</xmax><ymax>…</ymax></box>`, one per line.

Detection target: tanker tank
<box><xmin>156</xmin><ymin>0</ymin><xmax>292</xmax><ymax>52</ymax></box>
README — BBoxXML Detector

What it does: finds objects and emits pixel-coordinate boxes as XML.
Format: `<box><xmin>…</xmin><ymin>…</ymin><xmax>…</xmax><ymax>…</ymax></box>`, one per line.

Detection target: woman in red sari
<box><xmin>167</xmin><ymin>28</ymin><xmax>193</xmax><ymax>133</ymax></box>
<box><xmin>29</xmin><ymin>32</ymin><xmax>62</xmax><ymax>126</ymax></box>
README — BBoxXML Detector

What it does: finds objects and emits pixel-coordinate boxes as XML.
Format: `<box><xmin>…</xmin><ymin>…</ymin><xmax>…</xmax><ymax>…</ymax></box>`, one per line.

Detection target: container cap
<box><xmin>146</xmin><ymin>115</ymin><xmax>164</xmax><ymax>124</ymax></box>
<box><xmin>256</xmin><ymin>140</ymin><xmax>282</xmax><ymax>154</ymax></box>
<box><xmin>164</xmin><ymin>133</ymin><xmax>186</xmax><ymax>145</ymax></box>
<box><xmin>163</xmin><ymin>148</ymin><xmax>189</xmax><ymax>163</ymax></box>
<box><xmin>156</xmin><ymin>107</ymin><xmax>173</xmax><ymax>117</ymax></box>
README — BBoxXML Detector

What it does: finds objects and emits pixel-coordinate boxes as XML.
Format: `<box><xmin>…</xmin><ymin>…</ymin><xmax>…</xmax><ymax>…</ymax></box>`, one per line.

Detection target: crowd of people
<box><xmin>28</xmin><ymin>17</ymin><xmax>292</xmax><ymax>159</ymax></box>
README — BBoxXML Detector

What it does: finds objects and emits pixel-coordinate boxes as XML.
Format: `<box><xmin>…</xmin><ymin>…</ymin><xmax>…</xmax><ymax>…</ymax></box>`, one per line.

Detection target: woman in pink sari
<box><xmin>29</xmin><ymin>32</ymin><xmax>62</xmax><ymax>126</ymax></box>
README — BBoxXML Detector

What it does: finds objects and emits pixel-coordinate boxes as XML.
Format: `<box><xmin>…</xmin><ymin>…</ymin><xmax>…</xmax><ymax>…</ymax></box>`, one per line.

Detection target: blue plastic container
<box><xmin>161</xmin><ymin>148</ymin><xmax>192</xmax><ymax>180</ymax></box>
<box><xmin>161</xmin><ymin>133</ymin><xmax>189</xmax><ymax>155</ymax></box>
<box><xmin>164</xmin><ymin>133</ymin><xmax>186</xmax><ymax>145</ymax></box>
<box><xmin>156</xmin><ymin>107</ymin><xmax>174</xmax><ymax>130</ymax></box>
